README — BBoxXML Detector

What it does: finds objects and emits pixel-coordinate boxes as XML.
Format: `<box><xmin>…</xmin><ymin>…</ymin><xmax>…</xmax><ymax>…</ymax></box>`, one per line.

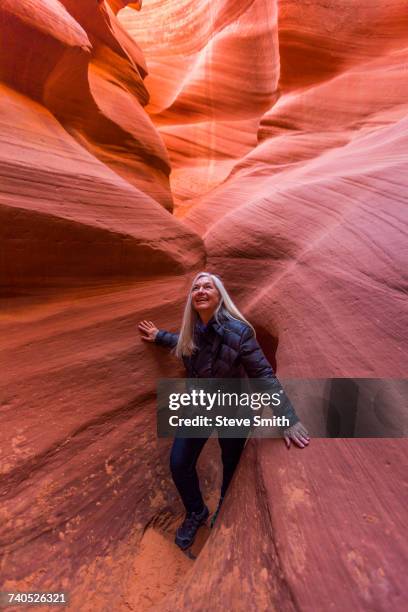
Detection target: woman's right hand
<box><xmin>138</xmin><ymin>320</ymin><xmax>159</xmax><ymax>342</ymax></box>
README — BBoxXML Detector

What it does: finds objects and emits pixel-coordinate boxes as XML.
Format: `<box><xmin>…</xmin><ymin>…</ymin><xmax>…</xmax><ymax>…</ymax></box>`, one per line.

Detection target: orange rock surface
<box><xmin>1</xmin><ymin>1</ymin><xmax>407</xmax><ymax>610</ymax></box>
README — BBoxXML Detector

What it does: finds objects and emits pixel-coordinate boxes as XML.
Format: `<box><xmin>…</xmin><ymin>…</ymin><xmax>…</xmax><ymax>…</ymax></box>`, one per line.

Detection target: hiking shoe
<box><xmin>175</xmin><ymin>505</ymin><xmax>209</xmax><ymax>550</ymax></box>
<box><xmin>210</xmin><ymin>496</ymin><xmax>224</xmax><ymax>529</ymax></box>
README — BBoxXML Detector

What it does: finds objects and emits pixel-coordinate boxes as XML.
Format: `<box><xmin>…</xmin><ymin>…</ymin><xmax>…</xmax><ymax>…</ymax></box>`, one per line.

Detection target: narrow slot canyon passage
<box><xmin>1</xmin><ymin>1</ymin><xmax>407</xmax><ymax>611</ymax></box>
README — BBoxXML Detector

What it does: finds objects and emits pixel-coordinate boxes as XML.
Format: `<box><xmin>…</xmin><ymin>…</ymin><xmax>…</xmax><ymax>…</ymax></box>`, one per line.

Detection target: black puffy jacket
<box><xmin>155</xmin><ymin>311</ymin><xmax>299</xmax><ymax>426</ymax></box>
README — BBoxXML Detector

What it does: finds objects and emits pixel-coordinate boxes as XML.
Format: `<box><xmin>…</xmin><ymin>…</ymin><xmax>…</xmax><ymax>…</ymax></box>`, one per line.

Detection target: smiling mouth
<box><xmin>196</xmin><ymin>298</ymin><xmax>209</xmax><ymax>303</ymax></box>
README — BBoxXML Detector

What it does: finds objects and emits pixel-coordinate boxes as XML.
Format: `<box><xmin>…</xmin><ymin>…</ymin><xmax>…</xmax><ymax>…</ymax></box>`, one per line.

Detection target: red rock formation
<box><xmin>0</xmin><ymin>2</ymin><xmax>204</xmax><ymax>607</ymax></box>
<box><xmin>1</xmin><ymin>0</ymin><xmax>407</xmax><ymax>610</ymax></box>
<box><xmin>181</xmin><ymin>1</ymin><xmax>408</xmax><ymax>378</ymax></box>
<box><xmin>162</xmin><ymin>439</ymin><xmax>407</xmax><ymax>611</ymax></box>
<box><xmin>0</xmin><ymin>0</ymin><xmax>205</xmax><ymax>289</ymax></box>
<box><xmin>118</xmin><ymin>0</ymin><xmax>280</xmax><ymax>204</ymax></box>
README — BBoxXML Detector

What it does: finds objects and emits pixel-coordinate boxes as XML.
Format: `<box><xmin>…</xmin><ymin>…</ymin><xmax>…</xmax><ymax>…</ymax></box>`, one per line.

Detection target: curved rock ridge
<box><xmin>118</xmin><ymin>0</ymin><xmax>280</xmax><ymax>204</ymax></box>
<box><xmin>178</xmin><ymin>2</ymin><xmax>408</xmax><ymax>378</ymax></box>
<box><xmin>0</xmin><ymin>0</ymin><xmax>205</xmax><ymax>288</ymax></box>
<box><xmin>108</xmin><ymin>0</ymin><xmax>143</xmax><ymax>15</ymax></box>
<box><xmin>277</xmin><ymin>0</ymin><xmax>408</xmax><ymax>90</ymax></box>
<box><xmin>0</xmin><ymin>0</ymin><xmax>92</xmax><ymax>50</ymax></box>
<box><xmin>162</xmin><ymin>439</ymin><xmax>407</xmax><ymax>611</ymax></box>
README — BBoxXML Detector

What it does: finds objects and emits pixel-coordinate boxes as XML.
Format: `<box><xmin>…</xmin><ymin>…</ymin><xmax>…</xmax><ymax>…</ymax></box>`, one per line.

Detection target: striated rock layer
<box><xmin>118</xmin><ymin>0</ymin><xmax>280</xmax><ymax>204</ymax></box>
<box><xmin>162</xmin><ymin>438</ymin><xmax>407</xmax><ymax>611</ymax></box>
<box><xmin>0</xmin><ymin>0</ymin><xmax>205</xmax><ymax>289</ymax></box>
<box><xmin>0</xmin><ymin>1</ymin><xmax>205</xmax><ymax>609</ymax></box>
<box><xmin>1</xmin><ymin>1</ymin><xmax>407</xmax><ymax>611</ymax></box>
<box><xmin>125</xmin><ymin>0</ymin><xmax>408</xmax><ymax>377</ymax></box>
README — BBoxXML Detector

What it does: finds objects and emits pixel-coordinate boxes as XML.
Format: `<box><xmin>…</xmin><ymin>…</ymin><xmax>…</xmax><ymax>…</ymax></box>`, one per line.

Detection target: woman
<box><xmin>138</xmin><ymin>272</ymin><xmax>309</xmax><ymax>550</ymax></box>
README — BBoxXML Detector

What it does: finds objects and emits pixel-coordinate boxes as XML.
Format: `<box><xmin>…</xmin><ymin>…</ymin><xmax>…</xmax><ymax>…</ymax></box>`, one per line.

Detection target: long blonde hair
<box><xmin>175</xmin><ymin>272</ymin><xmax>255</xmax><ymax>358</ymax></box>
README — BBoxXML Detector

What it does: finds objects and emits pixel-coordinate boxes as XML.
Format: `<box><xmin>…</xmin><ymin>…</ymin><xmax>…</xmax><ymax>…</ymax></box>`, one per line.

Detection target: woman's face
<box><xmin>191</xmin><ymin>276</ymin><xmax>220</xmax><ymax>315</ymax></box>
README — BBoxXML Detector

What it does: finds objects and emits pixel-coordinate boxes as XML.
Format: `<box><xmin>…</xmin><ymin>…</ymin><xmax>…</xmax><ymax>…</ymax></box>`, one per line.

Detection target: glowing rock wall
<box><xmin>120</xmin><ymin>0</ymin><xmax>408</xmax><ymax>377</ymax></box>
<box><xmin>0</xmin><ymin>0</ymin><xmax>205</xmax><ymax>288</ymax></box>
<box><xmin>1</xmin><ymin>1</ymin><xmax>407</xmax><ymax>610</ymax></box>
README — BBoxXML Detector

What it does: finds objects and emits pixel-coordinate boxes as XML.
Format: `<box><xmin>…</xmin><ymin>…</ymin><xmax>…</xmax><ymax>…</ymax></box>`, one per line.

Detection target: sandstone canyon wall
<box><xmin>1</xmin><ymin>1</ymin><xmax>407</xmax><ymax>611</ymax></box>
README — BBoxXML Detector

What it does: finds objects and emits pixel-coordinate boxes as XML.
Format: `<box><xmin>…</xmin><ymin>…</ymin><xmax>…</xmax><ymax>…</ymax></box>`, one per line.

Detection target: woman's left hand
<box><xmin>283</xmin><ymin>421</ymin><xmax>310</xmax><ymax>449</ymax></box>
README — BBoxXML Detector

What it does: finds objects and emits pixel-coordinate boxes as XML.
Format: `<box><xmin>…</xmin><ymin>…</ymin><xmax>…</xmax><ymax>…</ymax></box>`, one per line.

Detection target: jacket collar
<box><xmin>211</xmin><ymin>315</ymin><xmax>226</xmax><ymax>363</ymax></box>
<box><xmin>195</xmin><ymin>311</ymin><xmax>227</xmax><ymax>337</ymax></box>
<box><xmin>212</xmin><ymin>318</ymin><xmax>226</xmax><ymax>336</ymax></box>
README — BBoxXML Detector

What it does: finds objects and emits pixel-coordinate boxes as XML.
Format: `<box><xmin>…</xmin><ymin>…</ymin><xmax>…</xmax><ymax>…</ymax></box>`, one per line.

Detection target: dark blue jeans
<box><xmin>170</xmin><ymin>436</ymin><xmax>247</xmax><ymax>514</ymax></box>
